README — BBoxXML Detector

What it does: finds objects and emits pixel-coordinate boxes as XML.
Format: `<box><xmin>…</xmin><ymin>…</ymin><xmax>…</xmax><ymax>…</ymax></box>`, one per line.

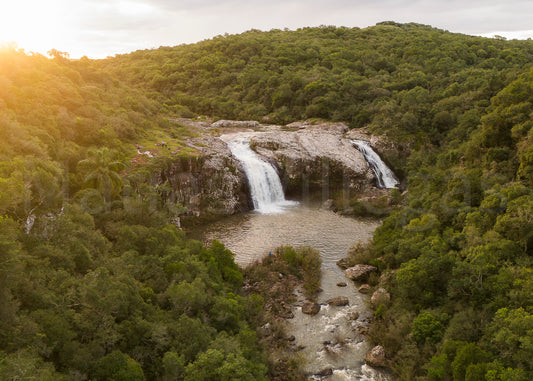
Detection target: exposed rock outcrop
<box><xmin>249</xmin><ymin>123</ymin><xmax>375</xmax><ymax>197</ymax></box>
<box><xmin>154</xmin><ymin>135</ymin><xmax>252</xmax><ymax>219</ymax></box>
<box><xmin>316</xmin><ymin>368</ymin><xmax>333</xmax><ymax>377</ymax></box>
<box><xmin>212</xmin><ymin>120</ymin><xmax>261</xmax><ymax>129</ymax></box>
<box><xmin>345</xmin><ymin>264</ymin><xmax>378</xmax><ymax>282</ymax></box>
<box><xmin>370</xmin><ymin>288</ymin><xmax>391</xmax><ymax>307</ymax></box>
<box><xmin>364</xmin><ymin>345</ymin><xmax>389</xmax><ymax>368</ymax></box>
<box><xmin>157</xmin><ymin>119</ymin><xmax>398</xmax><ymax>222</ymax></box>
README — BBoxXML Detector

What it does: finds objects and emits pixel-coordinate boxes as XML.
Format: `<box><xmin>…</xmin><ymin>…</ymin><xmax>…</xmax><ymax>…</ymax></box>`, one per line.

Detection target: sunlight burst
<box><xmin>0</xmin><ymin>0</ymin><xmax>66</xmax><ymax>55</ymax></box>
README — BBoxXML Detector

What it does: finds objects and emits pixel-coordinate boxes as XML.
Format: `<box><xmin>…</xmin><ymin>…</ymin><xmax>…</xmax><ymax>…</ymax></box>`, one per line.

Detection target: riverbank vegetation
<box><xmin>243</xmin><ymin>246</ymin><xmax>321</xmax><ymax>380</ymax></box>
<box><xmin>1</xmin><ymin>21</ymin><xmax>533</xmax><ymax>380</ymax></box>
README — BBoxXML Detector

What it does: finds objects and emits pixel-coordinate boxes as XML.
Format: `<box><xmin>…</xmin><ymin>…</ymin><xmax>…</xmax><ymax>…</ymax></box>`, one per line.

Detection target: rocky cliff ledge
<box><xmin>249</xmin><ymin>122</ymin><xmax>375</xmax><ymax>198</ymax></box>
<box><xmin>153</xmin><ymin>135</ymin><xmax>252</xmax><ymax>221</ymax></box>
<box><xmin>159</xmin><ymin>119</ymin><xmax>398</xmax><ymax>221</ymax></box>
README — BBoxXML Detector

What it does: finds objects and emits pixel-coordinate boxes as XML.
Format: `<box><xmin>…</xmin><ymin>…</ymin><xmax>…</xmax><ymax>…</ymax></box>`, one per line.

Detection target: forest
<box><xmin>1</xmin><ymin>22</ymin><xmax>533</xmax><ymax>380</ymax></box>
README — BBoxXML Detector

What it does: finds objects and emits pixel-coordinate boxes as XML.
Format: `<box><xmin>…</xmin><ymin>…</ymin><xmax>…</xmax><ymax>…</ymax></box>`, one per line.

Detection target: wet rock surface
<box><xmin>327</xmin><ymin>296</ymin><xmax>349</xmax><ymax>306</ymax></box>
<box><xmin>165</xmin><ymin>119</ymin><xmax>397</xmax><ymax>221</ymax></box>
<box><xmin>302</xmin><ymin>301</ymin><xmax>321</xmax><ymax>315</ymax></box>
<box><xmin>345</xmin><ymin>264</ymin><xmax>378</xmax><ymax>282</ymax></box>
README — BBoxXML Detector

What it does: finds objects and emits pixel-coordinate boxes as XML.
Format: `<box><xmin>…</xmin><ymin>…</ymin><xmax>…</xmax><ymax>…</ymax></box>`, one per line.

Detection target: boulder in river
<box><xmin>358</xmin><ymin>284</ymin><xmax>371</xmax><ymax>294</ymax></box>
<box><xmin>336</xmin><ymin>258</ymin><xmax>352</xmax><ymax>269</ymax></box>
<box><xmin>345</xmin><ymin>264</ymin><xmax>377</xmax><ymax>282</ymax></box>
<box><xmin>327</xmin><ymin>296</ymin><xmax>349</xmax><ymax>306</ymax></box>
<box><xmin>348</xmin><ymin>311</ymin><xmax>360</xmax><ymax>320</ymax></box>
<box><xmin>337</xmin><ymin>281</ymin><xmax>347</xmax><ymax>287</ymax></box>
<box><xmin>370</xmin><ymin>287</ymin><xmax>391</xmax><ymax>307</ymax></box>
<box><xmin>302</xmin><ymin>301</ymin><xmax>321</xmax><ymax>315</ymax></box>
<box><xmin>364</xmin><ymin>345</ymin><xmax>388</xmax><ymax>368</ymax></box>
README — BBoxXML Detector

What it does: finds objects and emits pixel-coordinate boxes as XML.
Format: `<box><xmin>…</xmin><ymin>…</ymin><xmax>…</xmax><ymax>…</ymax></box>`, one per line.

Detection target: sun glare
<box><xmin>0</xmin><ymin>0</ymin><xmax>67</xmax><ymax>55</ymax></box>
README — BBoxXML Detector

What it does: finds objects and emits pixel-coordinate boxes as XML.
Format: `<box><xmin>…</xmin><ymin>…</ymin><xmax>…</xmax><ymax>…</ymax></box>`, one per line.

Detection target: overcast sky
<box><xmin>1</xmin><ymin>0</ymin><xmax>532</xmax><ymax>58</ymax></box>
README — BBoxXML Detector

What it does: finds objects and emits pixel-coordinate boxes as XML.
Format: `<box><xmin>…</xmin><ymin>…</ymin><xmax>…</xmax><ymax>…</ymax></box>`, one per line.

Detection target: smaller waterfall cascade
<box><xmin>352</xmin><ymin>140</ymin><xmax>399</xmax><ymax>189</ymax></box>
<box><xmin>224</xmin><ymin>134</ymin><xmax>296</xmax><ymax>214</ymax></box>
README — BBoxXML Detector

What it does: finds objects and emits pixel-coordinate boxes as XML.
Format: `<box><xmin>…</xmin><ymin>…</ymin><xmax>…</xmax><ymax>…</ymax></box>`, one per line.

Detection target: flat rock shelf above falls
<box><xmin>245</xmin><ymin>124</ymin><xmax>376</xmax><ymax>196</ymax></box>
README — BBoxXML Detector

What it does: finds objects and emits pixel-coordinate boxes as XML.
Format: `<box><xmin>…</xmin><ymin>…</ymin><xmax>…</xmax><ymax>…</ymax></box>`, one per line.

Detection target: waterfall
<box><xmin>351</xmin><ymin>140</ymin><xmax>399</xmax><ymax>189</ymax></box>
<box><xmin>224</xmin><ymin>135</ymin><xmax>296</xmax><ymax>214</ymax></box>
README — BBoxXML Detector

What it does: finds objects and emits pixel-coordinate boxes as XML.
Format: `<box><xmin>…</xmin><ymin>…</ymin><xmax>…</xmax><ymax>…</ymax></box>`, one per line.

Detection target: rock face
<box><xmin>371</xmin><ymin>288</ymin><xmax>391</xmax><ymax>307</ymax></box>
<box><xmin>364</xmin><ymin>345</ymin><xmax>388</xmax><ymax>368</ymax></box>
<box><xmin>327</xmin><ymin>296</ymin><xmax>349</xmax><ymax>306</ymax></box>
<box><xmin>302</xmin><ymin>301</ymin><xmax>321</xmax><ymax>315</ymax></box>
<box><xmin>212</xmin><ymin>120</ymin><xmax>261</xmax><ymax>128</ymax></box>
<box><xmin>154</xmin><ymin>135</ymin><xmax>252</xmax><ymax>219</ymax></box>
<box><xmin>155</xmin><ymin>119</ymin><xmax>397</xmax><ymax>222</ymax></box>
<box><xmin>345</xmin><ymin>264</ymin><xmax>378</xmax><ymax>282</ymax></box>
<box><xmin>249</xmin><ymin>122</ymin><xmax>375</xmax><ymax>197</ymax></box>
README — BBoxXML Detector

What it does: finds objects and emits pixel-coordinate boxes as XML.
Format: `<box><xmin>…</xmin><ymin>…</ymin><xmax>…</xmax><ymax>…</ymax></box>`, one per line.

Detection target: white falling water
<box><xmin>351</xmin><ymin>140</ymin><xmax>399</xmax><ymax>189</ymax></box>
<box><xmin>224</xmin><ymin>134</ymin><xmax>297</xmax><ymax>214</ymax></box>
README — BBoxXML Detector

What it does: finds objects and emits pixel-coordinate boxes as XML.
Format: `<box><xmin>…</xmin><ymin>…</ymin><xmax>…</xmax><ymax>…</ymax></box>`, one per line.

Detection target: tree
<box><xmin>92</xmin><ymin>350</ymin><xmax>145</xmax><ymax>381</ymax></box>
<box><xmin>78</xmin><ymin>147</ymin><xmax>125</xmax><ymax>203</ymax></box>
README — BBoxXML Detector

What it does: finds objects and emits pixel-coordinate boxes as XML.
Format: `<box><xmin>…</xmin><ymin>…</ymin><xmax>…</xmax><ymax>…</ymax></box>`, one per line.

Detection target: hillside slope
<box><xmin>1</xmin><ymin>23</ymin><xmax>533</xmax><ymax>380</ymax></box>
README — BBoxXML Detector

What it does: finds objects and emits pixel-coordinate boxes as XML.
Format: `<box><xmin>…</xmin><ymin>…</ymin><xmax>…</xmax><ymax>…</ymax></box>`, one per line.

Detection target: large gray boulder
<box><xmin>345</xmin><ymin>264</ymin><xmax>378</xmax><ymax>282</ymax></box>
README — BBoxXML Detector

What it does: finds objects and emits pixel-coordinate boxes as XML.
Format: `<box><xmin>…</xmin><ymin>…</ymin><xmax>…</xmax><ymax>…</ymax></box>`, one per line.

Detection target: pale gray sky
<box><xmin>1</xmin><ymin>0</ymin><xmax>532</xmax><ymax>58</ymax></box>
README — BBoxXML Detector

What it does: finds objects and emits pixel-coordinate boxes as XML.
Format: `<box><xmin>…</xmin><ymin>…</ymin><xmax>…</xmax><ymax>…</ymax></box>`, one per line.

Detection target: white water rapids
<box><xmin>351</xmin><ymin>140</ymin><xmax>399</xmax><ymax>189</ymax></box>
<box><xmin>223</xmin><ymin>133</ymin><xmax>297</xmax><ymax>214</ymax></box>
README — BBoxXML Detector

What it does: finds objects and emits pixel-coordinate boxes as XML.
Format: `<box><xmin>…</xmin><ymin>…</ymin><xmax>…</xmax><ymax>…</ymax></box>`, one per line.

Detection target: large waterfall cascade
<box><xmin>351</xmin><ymin>140</ymin><xmax>399</xmax><ymax>189</ymax></box>
<box><xmin>223</xmin><ymin>134</ymin><xmax>297</xmax><ymax>214</ymax></box>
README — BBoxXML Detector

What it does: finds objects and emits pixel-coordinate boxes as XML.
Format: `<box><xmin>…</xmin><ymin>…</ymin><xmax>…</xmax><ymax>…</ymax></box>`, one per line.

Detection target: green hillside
<box><xmin>1</xmin><ymin>22</ymin><xmax>533</xmax><ymax>380</ymax></box>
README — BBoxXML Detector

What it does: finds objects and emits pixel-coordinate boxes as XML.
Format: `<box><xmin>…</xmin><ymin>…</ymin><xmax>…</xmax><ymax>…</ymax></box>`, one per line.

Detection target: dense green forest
<box><xmin>0</xmin><ymin>47</ymin><xmax>268</xmax><ymax>380</ymax></box>
<box><xmin>1</xmin><ymin>22</ymin><xmax>533</xmax><ymax>380</ymax></box>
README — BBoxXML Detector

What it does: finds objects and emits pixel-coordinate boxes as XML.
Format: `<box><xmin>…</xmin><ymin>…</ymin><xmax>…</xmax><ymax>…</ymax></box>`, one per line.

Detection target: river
<box><xmin>193</xmin><ymin>203</ymin><xmax>391</xmax><ymax>380</ymax></box>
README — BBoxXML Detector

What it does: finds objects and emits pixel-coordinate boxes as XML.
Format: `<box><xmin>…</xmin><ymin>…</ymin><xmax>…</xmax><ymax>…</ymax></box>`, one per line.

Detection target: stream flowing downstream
<box><xmin>195</xmin><ymin>206</ymin><xmax>391</xmax><ymax>380</ymax></box>
<box><xmin>193</xmin><ymin>133</ymin><xmax>394</xmax><ymax>379</ymax></box>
